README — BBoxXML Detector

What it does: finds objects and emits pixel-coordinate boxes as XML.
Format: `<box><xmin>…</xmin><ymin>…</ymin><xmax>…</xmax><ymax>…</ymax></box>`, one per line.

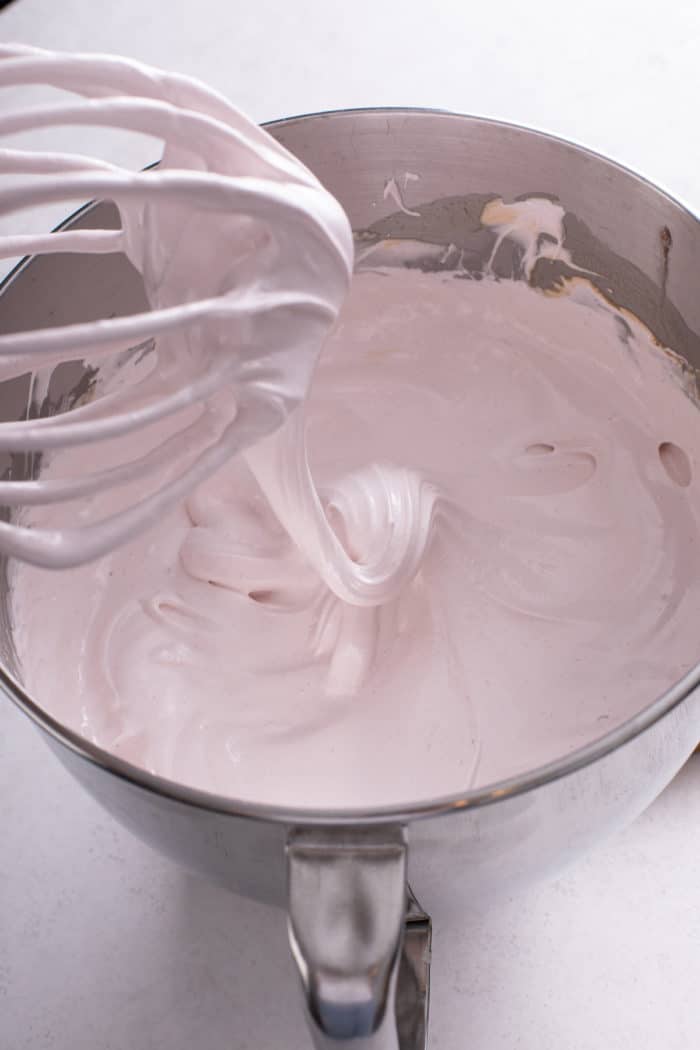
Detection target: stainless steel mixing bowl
<box><xmin>2</xmin><ymin>110</ymin><xmax>700</xmax><ymax>1050</ymax></box>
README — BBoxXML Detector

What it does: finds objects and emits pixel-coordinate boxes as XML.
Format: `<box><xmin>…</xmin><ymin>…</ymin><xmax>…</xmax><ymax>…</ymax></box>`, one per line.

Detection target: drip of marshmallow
<box><xmin>0</xmin><ymin>44</ymin><xmax>435</xmax><ymax>611</ymax></box>
<box><xmin>481</xmin><ymin>196</ymin><xmax>589</xmax><ymax>279</ymax></box>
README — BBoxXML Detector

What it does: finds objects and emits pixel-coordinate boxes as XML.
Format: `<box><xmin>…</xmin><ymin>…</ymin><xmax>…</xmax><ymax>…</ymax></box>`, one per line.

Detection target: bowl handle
<box><xmin>287</xmin><ymin>827</ymin><xmax>431</xmax><ymax>1049</ymax></box>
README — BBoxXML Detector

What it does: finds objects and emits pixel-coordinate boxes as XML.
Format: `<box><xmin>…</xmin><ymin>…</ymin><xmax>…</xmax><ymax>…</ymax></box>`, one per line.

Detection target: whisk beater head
<box><xmin>0</xmin><ymin>43</ymin><xmax>353</xmax><ymax>568</ymax></box>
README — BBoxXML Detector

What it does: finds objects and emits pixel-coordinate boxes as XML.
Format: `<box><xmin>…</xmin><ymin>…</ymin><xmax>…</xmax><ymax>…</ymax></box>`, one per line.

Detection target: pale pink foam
<box><xmin>12</xmin><ymin>268</ymin><xmax>700</xmax><ymax>808</ymax></box>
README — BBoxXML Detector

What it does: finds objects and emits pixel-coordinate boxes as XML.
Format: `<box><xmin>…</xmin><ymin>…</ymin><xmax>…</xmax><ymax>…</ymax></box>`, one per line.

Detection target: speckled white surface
<box><xmin>1</xmin><ymin>2</ymin><xmax>700</xmax><ymax>1047</ymax></box>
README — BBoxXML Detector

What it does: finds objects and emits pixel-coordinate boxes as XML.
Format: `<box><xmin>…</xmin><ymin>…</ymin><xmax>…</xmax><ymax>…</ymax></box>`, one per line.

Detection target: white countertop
<box><xmin>1</xmin><ymin>2</ymin><xmax>700</xmax><ymax>1046</ymax></box>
